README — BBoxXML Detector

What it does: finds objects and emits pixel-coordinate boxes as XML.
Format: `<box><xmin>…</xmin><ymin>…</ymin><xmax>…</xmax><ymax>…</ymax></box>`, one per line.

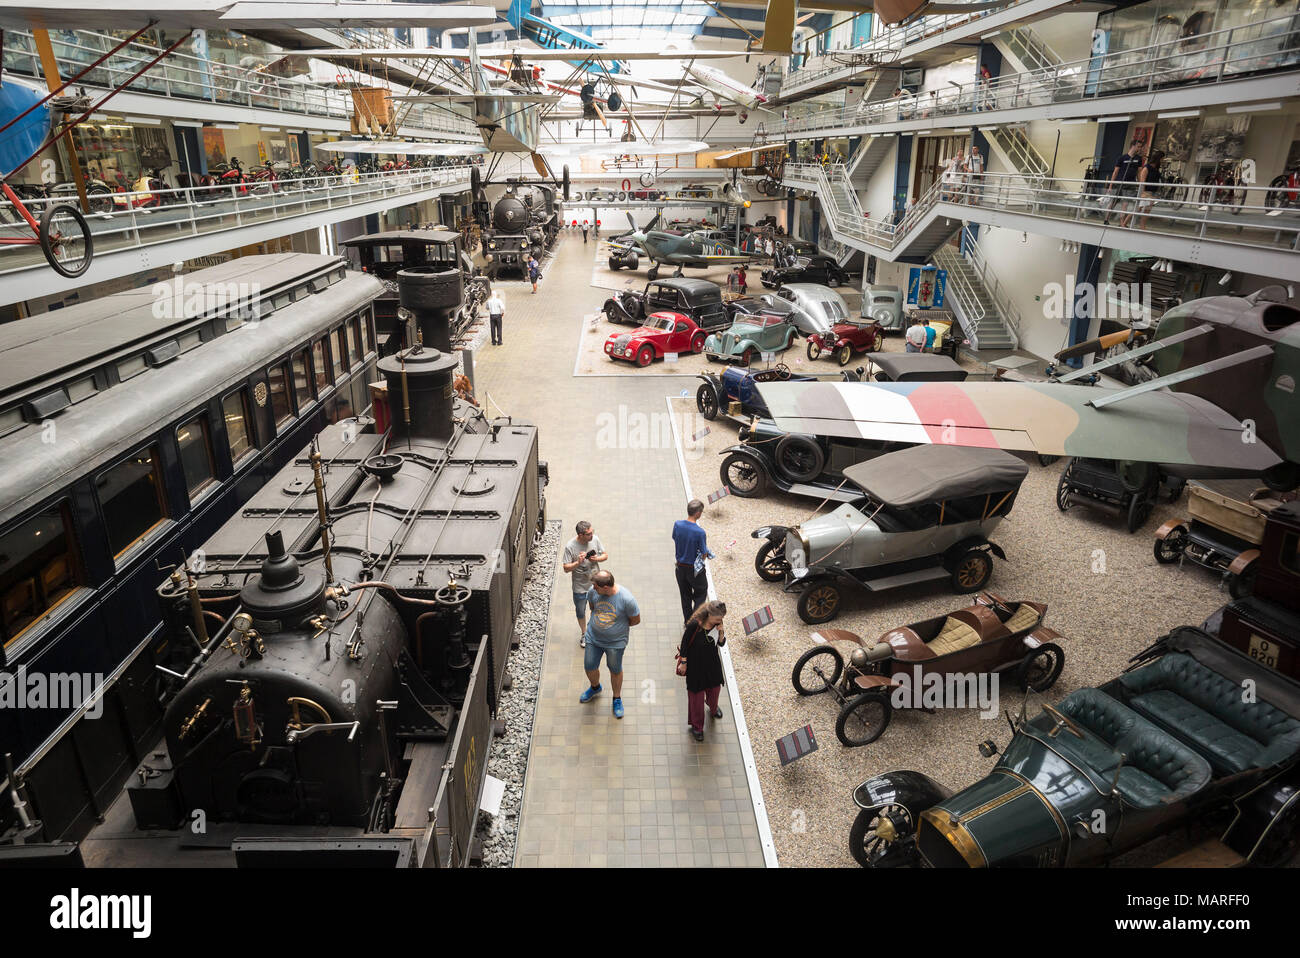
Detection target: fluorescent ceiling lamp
<box><xmin>980</xmin><ymin>30</ymin><xmax>1001</xmax><ymax>40</ymax></box>
<box><xmin>1227</xmin><ymin>102</ymin><xmax>1281</xmax><ymax>114</ymax></box>
<box><xmin>1060</xmin><ymin>118</ymin><xmax>1090</xmax><ymax>124</ymax></box>
<box><xmin>124</xmin><ymin>116</ymin><xmax>161</xmax><ymax>125</ymax></box>
<box><xmin>211</xmin><ymin>123</ymin><xmax>239</xmax><ymax>130</ymax></box>
<box><xmin>172</xmin><ymin>120</ymin><xmax>204</xmax><ymax>128</ymax></box>
<box><xmin>1097</xmin><ymin>115</ymin><xmax>1132</xmax><ymax>123</ymax></box>
<box><xmin>260</xmin><ymin>127</ymin><xmax>281</xmax><ymax>132</ymax></box>
<box><xmin>1156</xmin><ymin>109</ymin><xmax>1200</xmax><ymax>119</ymax></box>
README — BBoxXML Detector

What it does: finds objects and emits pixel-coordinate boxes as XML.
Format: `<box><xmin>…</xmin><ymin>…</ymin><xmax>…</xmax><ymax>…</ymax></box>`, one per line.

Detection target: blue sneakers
<box><xmin>579</xmin><ymin>684</ymin><xmax>602</xmax><ymax>704</ymax></box>
<box><xmin>612</xmin><ymin>697</ymin><xmax>624</xmax><ymax>719</ymax></box>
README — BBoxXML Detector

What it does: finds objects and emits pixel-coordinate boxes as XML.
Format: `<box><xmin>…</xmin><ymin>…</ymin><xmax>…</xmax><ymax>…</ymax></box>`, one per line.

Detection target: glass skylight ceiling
<box><xmin>543</xmin><ymin>0</ymin><xmax>708</xmax><ymax>39</ymax></box>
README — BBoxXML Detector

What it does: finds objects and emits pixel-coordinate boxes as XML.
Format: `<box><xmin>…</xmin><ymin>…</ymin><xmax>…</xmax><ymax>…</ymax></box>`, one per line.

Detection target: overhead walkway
<box><xmin>3</xmin><ymin>28</ymin><xmax>479</xmax><ymax>141</ymax></box>
<box><xmin>932</xmin><ymin>233</ymin><xmax>1020</xmax><ymax>351</ymax></box>
<box><xmin>773</xmin><ymin>15</ymin><xmax>1300</xmax><ymax>142</ymax></box>
<box><xmin>0</xmin><ymin>166</ymin><xmax>472</xmax><ymax>303</ymax></box>
<box><xmin>783</xmin><ymin>163</ymin><xmax>1300</xmax><ymax>279</ymax></box>
<box><xmin>777</xmin><ymin>0</ymin><xmax>1086</xmax><ymax>101</ymax></box>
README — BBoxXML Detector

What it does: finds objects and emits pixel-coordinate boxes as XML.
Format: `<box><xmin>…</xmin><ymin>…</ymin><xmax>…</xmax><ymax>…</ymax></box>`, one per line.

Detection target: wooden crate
<box><xmin>1187</xmin><ymin>480</ymin><xmax>1281</xmax><ymax>545</ymax></box>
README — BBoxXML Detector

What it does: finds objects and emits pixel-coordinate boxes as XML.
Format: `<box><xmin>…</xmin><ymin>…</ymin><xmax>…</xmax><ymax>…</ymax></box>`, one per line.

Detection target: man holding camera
<box><xmin>563</xmin><ymin>520</ymin><xmax>608</xmax><ymax>648</ymax></box>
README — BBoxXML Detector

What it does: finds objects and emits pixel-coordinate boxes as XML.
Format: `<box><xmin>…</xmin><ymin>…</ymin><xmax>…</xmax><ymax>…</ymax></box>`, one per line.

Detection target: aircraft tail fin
<box><xmin>506</xmin><ymin>0</ymin><xmax>527</xmax><ymax>31</ymax></box>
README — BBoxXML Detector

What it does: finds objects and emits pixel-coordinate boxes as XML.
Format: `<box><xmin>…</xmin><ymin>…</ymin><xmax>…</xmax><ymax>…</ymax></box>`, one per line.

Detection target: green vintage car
<box><xmin>703</xmin><ymin>313</ymin><xmax>799</xmax><ymax>366</ymax></box>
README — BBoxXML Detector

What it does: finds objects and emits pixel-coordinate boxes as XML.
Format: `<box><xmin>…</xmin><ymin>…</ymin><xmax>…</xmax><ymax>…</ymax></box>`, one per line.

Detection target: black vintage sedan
<box><xmin>602</xmin><ymin>277</ymin><xmax>731</xmax><ymax>331</ymax></box>
<box><xmin>762</xmin><ymin>254</ymin><xmax>851</xmax><ymax>290</ymax></box>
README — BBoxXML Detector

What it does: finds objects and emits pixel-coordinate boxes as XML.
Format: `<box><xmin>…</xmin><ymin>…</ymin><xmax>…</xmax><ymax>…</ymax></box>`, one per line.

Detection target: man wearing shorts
<box><xmin>579</xmin><ymin>571</ymin><xmax>640</xmax><ymax>720</ymax></box>
<box><xmin>562</xmin><ymin>520</ymin><xmax>607</xmax><ymax>648</ymax></box>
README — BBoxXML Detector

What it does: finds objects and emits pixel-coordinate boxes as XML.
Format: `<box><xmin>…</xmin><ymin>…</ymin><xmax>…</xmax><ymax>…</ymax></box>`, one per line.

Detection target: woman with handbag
<box><xmin>677</xmin><ymin>600</ymin><xmax>727</xmax><ymax>742</ymax></box>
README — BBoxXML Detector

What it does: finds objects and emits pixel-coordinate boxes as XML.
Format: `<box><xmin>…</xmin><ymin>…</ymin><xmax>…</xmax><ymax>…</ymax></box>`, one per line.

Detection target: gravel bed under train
<box><xmin>670</xmin><ymin>399</ymin><xmax>1228</xmax><ymax>867</ymax></box>
<box><xmin>474</xmin><ymin>519</ymin><xmax>560</xmax><ymax>867</ymax></box>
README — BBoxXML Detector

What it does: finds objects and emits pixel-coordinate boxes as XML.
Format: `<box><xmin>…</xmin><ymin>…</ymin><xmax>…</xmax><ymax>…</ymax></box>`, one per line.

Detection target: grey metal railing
<box><xmin>931</xmin><ymin>242</ymin><xmax>988</xmax><ymax>347</ymax></box>
<box><xmin>1000</xmin><ymin>25</ymin><xmax>1062</xmax><ymax>73</ymax></box>
<box><xmin>0</xmin><ymin>165</ymin><xmax>472</xmax><ymax>274</ymax></box>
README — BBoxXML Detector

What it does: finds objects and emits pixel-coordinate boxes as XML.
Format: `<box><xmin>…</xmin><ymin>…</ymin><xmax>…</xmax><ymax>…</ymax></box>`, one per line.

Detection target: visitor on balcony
<box><xmin>1132</xmin><ymin>149</ymin><xmax>1164</xmax><ymax>231</ymax></box>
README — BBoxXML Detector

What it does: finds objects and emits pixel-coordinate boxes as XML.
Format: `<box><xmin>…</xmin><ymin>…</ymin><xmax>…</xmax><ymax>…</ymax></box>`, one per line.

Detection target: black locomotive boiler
<box><xmin>481</xmin><ymin>180</ymin><xmax>563</xmax><ymax>275</ymax></box>
<box><xmin>77</xmin><ymin>268</ymin><xmax>546</xmax><ymax>868</ymax></box>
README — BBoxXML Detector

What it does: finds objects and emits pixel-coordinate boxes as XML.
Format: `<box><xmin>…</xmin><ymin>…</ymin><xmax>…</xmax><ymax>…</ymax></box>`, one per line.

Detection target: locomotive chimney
<box><xmin>397</xmin><ymin>266</ymin><xmax>463</xmax><ymax>353</ymax></box>
<box><xmin>240</xmin><ymin>531</ymin><xmax>327</xmax><ymax>629</ymax></box>
<box><xmin>376</xmin><ymin>345</ymin><xmax>459</xmax><ymax>443</ymax></box>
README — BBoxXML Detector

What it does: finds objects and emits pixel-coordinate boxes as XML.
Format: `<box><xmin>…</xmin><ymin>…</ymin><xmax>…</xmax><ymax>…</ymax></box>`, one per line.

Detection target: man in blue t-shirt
<box><xmin>672</xmin><ymin>498</ymin><xmax>714</xmax><ymax>622</ymax></box>
<box><xmin>579</xmin><ymin>571</ymin><xmax>641</xmax><ymax>719</ymax></box>
<box><xmin>922</xmin><ymin>318</ymin><xmax>936</xmax><ymax>351</ymax></box>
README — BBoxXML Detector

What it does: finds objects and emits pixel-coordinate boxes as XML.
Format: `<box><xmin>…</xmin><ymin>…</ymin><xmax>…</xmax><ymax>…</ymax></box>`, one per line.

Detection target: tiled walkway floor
<box><xmin>471</xmin><ymin>235</ymin><xmax>766</xmax><ymax>867</ymax></box>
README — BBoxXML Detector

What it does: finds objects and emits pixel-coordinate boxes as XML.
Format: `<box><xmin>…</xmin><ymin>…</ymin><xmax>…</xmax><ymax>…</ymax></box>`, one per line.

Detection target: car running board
<box><xmin>787</xmin><ymin>481</ymin><xmax>860</xmax><ymax>502</ymax></box>
<box><xmin>861</xmin><ymin>565</ymin><xmax>950</xmax><ymax>592</ymax></box>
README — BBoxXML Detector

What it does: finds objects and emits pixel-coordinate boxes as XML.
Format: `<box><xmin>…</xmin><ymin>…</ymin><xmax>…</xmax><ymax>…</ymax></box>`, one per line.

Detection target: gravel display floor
<box><xmin>670</xmin><ymin>398</ymin><xmax>1228</xmax><ymax>867</ymax></box>
<box><xmin>475</xmin><ymin>519</ymin><xmax>561</xmax><ymax>868</ymax></box>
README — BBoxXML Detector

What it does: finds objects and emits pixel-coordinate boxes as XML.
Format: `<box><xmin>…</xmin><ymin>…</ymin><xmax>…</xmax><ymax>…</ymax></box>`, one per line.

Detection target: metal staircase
<box><xmin>931</xmin><ymin>232</ymin><xmax>1020</xmax><ymax>351</ymax></box>
<box><xmin>985</xmin><ymin>125</ymin><xmax>1052</xmax><ymax>185</ymax></box>
<box><xmin>848</xmin><ymin>136</ymin><xmax>895</xmax><ymax>184</ymax></box>
<box><xmin>993</xmin><ymin>25</ymin><xmax>1063</xmax><ymax>76</ymax></box>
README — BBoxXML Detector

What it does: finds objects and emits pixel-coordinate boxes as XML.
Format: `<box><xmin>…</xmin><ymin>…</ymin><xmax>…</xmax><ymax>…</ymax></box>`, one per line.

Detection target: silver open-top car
<box><xmin>752</xmin><ymin>445</ymin><xmax>1029</xmax><ymax>624</ymax></box>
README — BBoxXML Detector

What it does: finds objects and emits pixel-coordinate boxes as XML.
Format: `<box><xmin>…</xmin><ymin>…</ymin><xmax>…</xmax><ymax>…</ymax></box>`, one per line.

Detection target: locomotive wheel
<box><xmin>1153</xmin><ymin>527</ymin><xmax>1187</xmax><ymax>564</ymax></box>
<box><xmin>950</xmin><ymin>550</ymin><xmax>993</xmax><ymax>593</ymax></box>
<box><xmin>755</xmin><ymin>539</ymin><xmax>790</xmax><ymax>583</ymax></box>
<box><xmin>791</xmin><ymin>645</ymin><xmax>843</xmax><ymax>694</ymax></box>
<box><xmin>562</xmin><ymin>164</ymin><xmax>570</xmax><ymax>202</ymax></box>
<box><xmin>696</xmin><ymin>383</ymin><xmax>720</xmax><ymax>421</ymax></box>
<box><xmin>1017</xmin><ymin>643</ymin><xmax>1064</xmax><ymax>692</ymax></box>
<box><xmin>797</xmin><ymin>581</ymin><xmax>842</xmax><ymax>624</ymax></box>
<box><xmin>836</xmin><ymin>689</ymin><xmax>892</xmax><ymax>747</ymax></box>
<box><xmin>720</xmin><ymin>452</ymin><xmax>766</xmax><ymax>498</ymax></box>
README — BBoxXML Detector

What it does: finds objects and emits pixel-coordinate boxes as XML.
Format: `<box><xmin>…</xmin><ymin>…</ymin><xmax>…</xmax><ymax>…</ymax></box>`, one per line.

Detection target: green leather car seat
<box><xmin>1057</xmin><ymin>689</ymin><xmax>1211</xmax><ymax>809</ymax></box>
<box><xmin>1118</xmin><ymin>653</ymin><xmax>1300</xmax><ymax>775</ymax></box>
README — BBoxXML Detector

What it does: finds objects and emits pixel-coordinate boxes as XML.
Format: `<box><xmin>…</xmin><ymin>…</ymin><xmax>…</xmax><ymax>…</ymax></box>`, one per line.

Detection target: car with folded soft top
<box><xmin>806</xmin><ymin>318</ymin><xmax>883</xmax><ymax>366</ymax></box>
<box><xmin>704</xmin><ymin>313</ymin><xmax>799</xmax><ymax>365</ymax></box>
<box><xmin>603</xmin><ymin>276</ymin><xmax>730</xmax><ymax>331</ymax></box>
<box><xmin>696</xmin><ymin>362</ymin><xmax>863</xmax><ymax>424</ymax></box>
<box><xmin>604</xmin><ymin>311</ymin><xmax>706</xmax><ymax>366</ymax></box>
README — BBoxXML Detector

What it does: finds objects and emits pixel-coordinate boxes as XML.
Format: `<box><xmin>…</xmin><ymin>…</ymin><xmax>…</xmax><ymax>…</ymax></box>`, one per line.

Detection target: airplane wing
<box><xmin>753</xmin><ymin>380</ymin><xmax>1282</xmax><ymax>474</ymax></box>
<box><xmin>283</xmin><ymin>45</ymin><xmax>742</xmax><ymax>61</ymax></box>
<box><xmin>0</xmin><ymin>2</ymin><xmax>496</xmax><ymax>33</ymax></box>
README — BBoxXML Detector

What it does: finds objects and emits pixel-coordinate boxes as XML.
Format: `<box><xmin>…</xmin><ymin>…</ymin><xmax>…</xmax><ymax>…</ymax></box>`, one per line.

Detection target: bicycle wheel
<box><xmin>39</xmin><ymin>203</ymin><xmax>93</xmax><ymax>278</ymax></box>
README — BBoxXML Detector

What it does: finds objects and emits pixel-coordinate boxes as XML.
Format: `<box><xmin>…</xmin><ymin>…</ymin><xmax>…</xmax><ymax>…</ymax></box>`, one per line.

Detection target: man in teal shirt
<box><xmin>579</xmin><ymin>571</ymin><xmax>641</xmax><ymax>720</ymax></box>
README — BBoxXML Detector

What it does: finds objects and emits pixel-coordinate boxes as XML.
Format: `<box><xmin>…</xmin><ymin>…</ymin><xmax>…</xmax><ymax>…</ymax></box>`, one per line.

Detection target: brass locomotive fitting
<box><xmin>310</xmin><ymin>446</ymin><xmax>335</xmax><ymax>582</ymax></box>
<box><xmin>178</xmin><ymin>697</ymin><xmax>212</xmax><ymax>740</ymax></box>
<box><xmin>173</xmin><ymin>566</ymin><xmax>210</xmax><ymax>646</ymax></box>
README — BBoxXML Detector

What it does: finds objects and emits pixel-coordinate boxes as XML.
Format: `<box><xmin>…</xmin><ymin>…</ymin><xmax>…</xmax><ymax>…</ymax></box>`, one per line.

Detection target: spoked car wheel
<box><xmin>791</xmin><ymin>646</ymin><xmax>843</xmax><ymax>695</ymax></box>
<box><xmin>1016</xmin><ymin>643</ymin><xmax>1064</xmax><ymax>692</ymax></box>
<box><xmin>806</xmin><ymin>339</ymin><xmax>822</xmax><ymax>361</ymax></box>
<box><xmin>837</xmin><ymin>344</ymin><xmax>853</xmax><ymax>366</ymax></box>
<box><xmin>755</xmin><ymin>539</ymin><xmax>790</xmax><ymax>583</ymax></box>
<box><xmin>797</xmin><ymin>580</ymin><xmax>842</xmax><ymax>624</ymax></box>
<box><xmin>836</xmin><ymin>689</ymin><xmax>892</xmax><ymax>747</ymax></box>
<box><xmin>696</xmin><ymin>383</ymin><xmax>719</xmax><ymax>421</ymax></box>
<box><xmin>849</xmin><ymin>803</ymin><xmax>912</xmax><ymax>868</ymax></box>
<box><xmin>720</xmin><ymin>452</ymin><xmax>766</xmax><ymax>498</ymax></box>
<box><xmin>1126</xmin><ymin>494</ymin><xmax>1154</xmax><ymax>533</ymax></box>
<box><xmin>1055</xmin><ymin>468</ymin><xmax>1073</xmax><ymax>512</ymax></box>
<box><xmin>1153</xmin><ymin>527</ymin><xmax>1188</xmax><ymax>564</ymax></box>
<box><xmin>950</xmin><ymin>549</ymin><xmax>993</xmax><ymax>593</ymax></box>
<box><xmin>39</xmin><ymin>203</ymin><xmax>93</xmax><ymax>278</ymax></box>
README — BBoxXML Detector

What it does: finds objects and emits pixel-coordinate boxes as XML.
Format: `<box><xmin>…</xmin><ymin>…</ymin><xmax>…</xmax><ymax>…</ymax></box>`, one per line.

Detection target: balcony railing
<box><xmin>775</xmin><ymin>13</ymin><xmax>1300</xmax><ymax>137</ymax></box>
<box><xmin>1</xmin><ymin>29</ymin><xmax>478</xmax><ymax>139</ymax></box>
<box><xmin>0</xmin><ymin>165</ymin><xmax>471</xmax><ymax>275</ymax></box>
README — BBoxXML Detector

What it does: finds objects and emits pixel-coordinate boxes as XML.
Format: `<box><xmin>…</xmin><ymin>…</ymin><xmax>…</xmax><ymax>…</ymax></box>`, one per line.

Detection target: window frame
<box><xmin>0</xmin><ymin>499</ymin><xmax>87</xmax><ymax>650</ymax></box>
<box><xmin>97</xmin><ymin>442</ymin><xmax>169</xmax><ymax>562</ymax></box>
<box><xmin>175</xmin><ymin>412</ymin><xmax>218</xmax><ymax>503</ymax></box>
<box><xmin>312</xmin><ymin>338</ymin><xmax>331</xmax><ymax>393</ymax></box>
<box><xmin>221</xmin><ymin>388</ymin><xmax>257</xmax><ymax>465</ymax></box>
<box><xmin>267</xmin><ymin>360</ymin><xmax>295</xmax><ymax>427</ymax></box>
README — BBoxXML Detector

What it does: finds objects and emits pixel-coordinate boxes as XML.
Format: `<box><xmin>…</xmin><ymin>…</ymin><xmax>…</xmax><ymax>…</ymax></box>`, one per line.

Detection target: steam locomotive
<box><xmin>69</xmin><ymin>268</ymin><xmax>546</xmax><ymax>868</ymax></box>
<box><xmin>480</xmin><ymin>179</ymin><xmax>565</xmax><ymax>276</ymax></box>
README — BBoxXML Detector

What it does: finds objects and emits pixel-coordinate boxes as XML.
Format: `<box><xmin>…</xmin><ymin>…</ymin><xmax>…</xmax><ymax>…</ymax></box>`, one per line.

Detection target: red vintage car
<box><xmin>806</xmin><ymin>319</ymin><xmax>884</xmax><ymax>366</ymax></box>
<box><xmin>605</xmin><ymin>311</ymin><xmax>707</xmax><ymax>367</ymax></box>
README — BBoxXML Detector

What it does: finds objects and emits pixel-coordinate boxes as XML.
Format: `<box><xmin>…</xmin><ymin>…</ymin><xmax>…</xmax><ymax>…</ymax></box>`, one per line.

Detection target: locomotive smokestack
<box><xmin>376</xmin><ymin>345</ymin><xmax>460</xmax><ymax>443</ymax></box>
<box><xmin>398</xmin><ymin>266</ymin><xmax>463</xmax><ymax>353</ymax></box>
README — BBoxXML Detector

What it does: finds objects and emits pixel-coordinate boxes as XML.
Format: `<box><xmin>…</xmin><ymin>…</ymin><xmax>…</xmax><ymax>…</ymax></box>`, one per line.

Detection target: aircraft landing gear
<box><xmin>647</xmin><ymin>265</ymin><xmax>660</xmax><ymax>280</ymax></box>
<box><xmin>672</xmin><ymin>266</ymin><xmax>684</xmax><ymax>277</ymax></box>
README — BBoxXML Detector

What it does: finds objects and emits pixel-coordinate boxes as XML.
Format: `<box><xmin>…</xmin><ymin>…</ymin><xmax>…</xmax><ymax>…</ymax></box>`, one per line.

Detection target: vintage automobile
<box><xmin>847</xmin><ymin>626</ymin><xmax>1300</xmax><ymax>868</ymax></box>
<box><xmin>604</xmin><ymin>311</ymin><xmax>706</xmax><ymax>367</ymax></box>
<box><xmin>1057</xmin><ymin>457</ymin><xmax>1186</xmax><ymax>534</ymax></box>
<box><xmin>806</xmin><ymin>317</ymin><xmax>883</xmax><ymax>366</ymax></box>
<box><xmin>862</xmin><ymin>285</ymin><xmax>905</xmax><ymax>331</ymax></box>
<box><xmin>603</xmin><ymin>277</ymin><xmax>730</xmax><ymax>331</ymax></box>
<box><xmin>1153</xmin><ymin>479</ymin><xmax>1293</xmax><ymax>597</ymax></box>
<box><xmin>792</xmin><ymin>592</ymin><xmax>1064</xmax><ymax>747</ymax></box>
<box><xmin>703</xmin><ymin>313</ymin><xmax>799</xmax><ymax>365</ymax></box>
<box><xmin>761</xmin><ymin>253</ymin><xmax>852</xmax><ymax>290</ymax></box>
<box><xmin>676</xmin><ymin>184</ymin><xmax>715</xmax><ymax>198</ymax></box>
<box><xmin>868</xmin><ymin>353</ymin><xmax>968</xmax><ymax>382</ymax></box>
<box><xmin>734</xmin><ymin>283</ymin><xmax>851</xmax><ymax>339</ymax></box>
<box><xmin>696</xmin><ymin>363</ymin><xmax>862</xmax><ymax>424</ymax></box>
<box><xmin>753</xmin><ymin>445</ymin><xmax>1028</xmax><ymax>624</ymax></box>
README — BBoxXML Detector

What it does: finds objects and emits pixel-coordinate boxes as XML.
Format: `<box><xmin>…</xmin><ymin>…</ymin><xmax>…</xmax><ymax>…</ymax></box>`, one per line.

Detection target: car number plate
<box><xmin>1248</xmin><ymin>634</ymin><xmax>1279</xmax><ymax>670</ymax></box>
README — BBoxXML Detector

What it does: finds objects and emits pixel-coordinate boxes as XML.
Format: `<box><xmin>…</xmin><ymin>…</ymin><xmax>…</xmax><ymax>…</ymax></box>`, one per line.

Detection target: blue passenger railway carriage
<box><xmin>0</xmin><ymin>254</ymin><xmax>386</xmax><ymax>844</ymax></box>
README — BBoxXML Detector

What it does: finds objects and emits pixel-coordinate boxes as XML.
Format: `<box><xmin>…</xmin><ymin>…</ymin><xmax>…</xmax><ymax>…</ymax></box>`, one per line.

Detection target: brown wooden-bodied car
<box><xmin>790</xmin><ymin>591</ymin><xmax>1065</xmax><ymax>747</ymax></box>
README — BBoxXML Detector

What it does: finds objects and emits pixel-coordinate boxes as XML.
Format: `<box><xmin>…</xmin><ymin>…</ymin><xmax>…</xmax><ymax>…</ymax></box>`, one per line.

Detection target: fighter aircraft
<box><xmin>608</xmin><ymin>213</ymin><xmax>758</xmax><ymax>280</ymax></box>
<box><xmin>754</xmin><ymin>287</ymin><xmax>1300</xmax><ymax>490</ymax></box>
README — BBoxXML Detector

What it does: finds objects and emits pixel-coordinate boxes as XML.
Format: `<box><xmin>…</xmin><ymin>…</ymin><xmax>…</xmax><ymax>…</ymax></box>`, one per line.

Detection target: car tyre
<box><xmin>849</xmin><ymin>804</ymin><xmax>909</xmax><ymax>868</ymax></box>
<box><xmin>720</xmin><ymin>452</ymin><xmax>767</xmax><ymax>498</ymax></box>
<box><xmin>836</xmin><ymin>689</ymin><xmax>891</xmax><ymax>747</ymax></box>
<box><xmin>740</xmin><ymin>347</ymin><xmax>757</xmax><ymax>367</ymax></box>
<box><xmin>636</xmin><ymin>345</ymin><xmax>654</xmax><ymax>367</ymax></box>
<box><xmin>755</xmin><ymin>539</ymin><xmax>790</xmax><ymax>583</ymax></box>
<box><xmin>1153</xmin><ymin>527</ymin><xmax>1187</xmax><ymax>564</ymax></box>
<box><xmin>691</xmin><ymin>332</ymin><xmax>706</xmax><ymax>354</ymax></box>
<box><xmin>1127</xmin><ymin>494</ymin><xmax>1153</xmax><ymax>534</ymax></box>
<box><xmin>774</xmin><ymin>434</ymin><xmax>825</xmax><ymax>483</ymax></box>
<box><xmin>1055</xmin><ymin>468</ymin><xmax>1073</xmax><ymax>512</ymax></box>
<box><xmin>837</xmin><ymin>344</ymin><xmax>853</xmax><ymax>366</ymax></box>
<box><xmin>797</xmin><ymin>580</ymin><xmax>842</xmax><ymax>624</ymax></box>
<box><xmin>807</xmin><ymin>339</ymin><xmax>822</xmax><ymax>361</ymax></box>
<box><xmin>791</xmin><ymin>646</ymin><xmax>843</xmax><ymax>695</ymax></box>
<box><xmin>1228</xmin><ymin>561</ymin><xmax>1258</xmax><ymax>600</ymax></box>
<box><xmin>1016</xmin><ymin>643</ymin><xmax>1064</xmax><ymax>692</ymax></box>
<box><xmin>950</xmin><ymin>549</ymin><xmax>993</xmax><ymax>593</ymax></box>
<box><xmin>696</xmin><ymin>382</ymin><xmax>720</xmax><ymax>420</ymax></box>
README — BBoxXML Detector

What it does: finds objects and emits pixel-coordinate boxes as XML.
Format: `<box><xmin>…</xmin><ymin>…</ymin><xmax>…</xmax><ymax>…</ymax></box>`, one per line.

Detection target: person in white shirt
<box><xmin>906</xmin><ymin>316</ymin><xmax>927</xmax><ymax>352</ymax></box>
<box><xmin>486</xmin><ymin>289</ymin><xmax>505</xmax><ymax>345</ymax></box>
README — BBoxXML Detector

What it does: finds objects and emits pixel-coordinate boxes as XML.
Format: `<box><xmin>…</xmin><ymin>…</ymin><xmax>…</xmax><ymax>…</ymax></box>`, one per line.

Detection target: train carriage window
<box><xmin>268</xmin><ymin>362</ymin><xmax>293</xmax><ymax>425</ymax></box>
<box><xmin>176</xmin><ymin>415</ymin><xmax>216</xmax><ymax>499</ymax></box>
<box><xmin>361</xmin><ymin>315</ymin><xmax>373</xmax><ymax>355</ymax></box>
<box><xmin>292</xmin><ymin>350</ymin><xmax>312</xmax><ymax>403</ymax></box>
<box><xmin>99</xmin><ymin>446</ymin><xmax>167</xmax><ymax>558</ymax></box>
<box><xmin>222</xmin><ymin>391</ymin><xmax>255</xmax><ymax>462</ymax></box>
<box><xmin>312</xmin><ymin>339</ymin><xmax>330</xmax><ymax>392</ymax></box>
<box><xmin>0</xmin><ymin>503</ymin><xmax>83</xmax><ymax>646</ymax></box>
<box><xmin>330</xmin><ymin>329</ymin><xmax>347</xmax><ymax>379</ymax></box>
<box><xmin>346</xmin><ymin>319</ymin><xmax>360</xmax><ymax>365</ymax></box>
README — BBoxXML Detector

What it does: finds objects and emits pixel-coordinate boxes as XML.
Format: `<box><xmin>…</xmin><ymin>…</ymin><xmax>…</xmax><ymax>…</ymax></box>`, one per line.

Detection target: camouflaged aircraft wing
<box><xmin>753</xmin><ymin>380</ymin><xmax>1283</xmax><ymax>473</ymax></box>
